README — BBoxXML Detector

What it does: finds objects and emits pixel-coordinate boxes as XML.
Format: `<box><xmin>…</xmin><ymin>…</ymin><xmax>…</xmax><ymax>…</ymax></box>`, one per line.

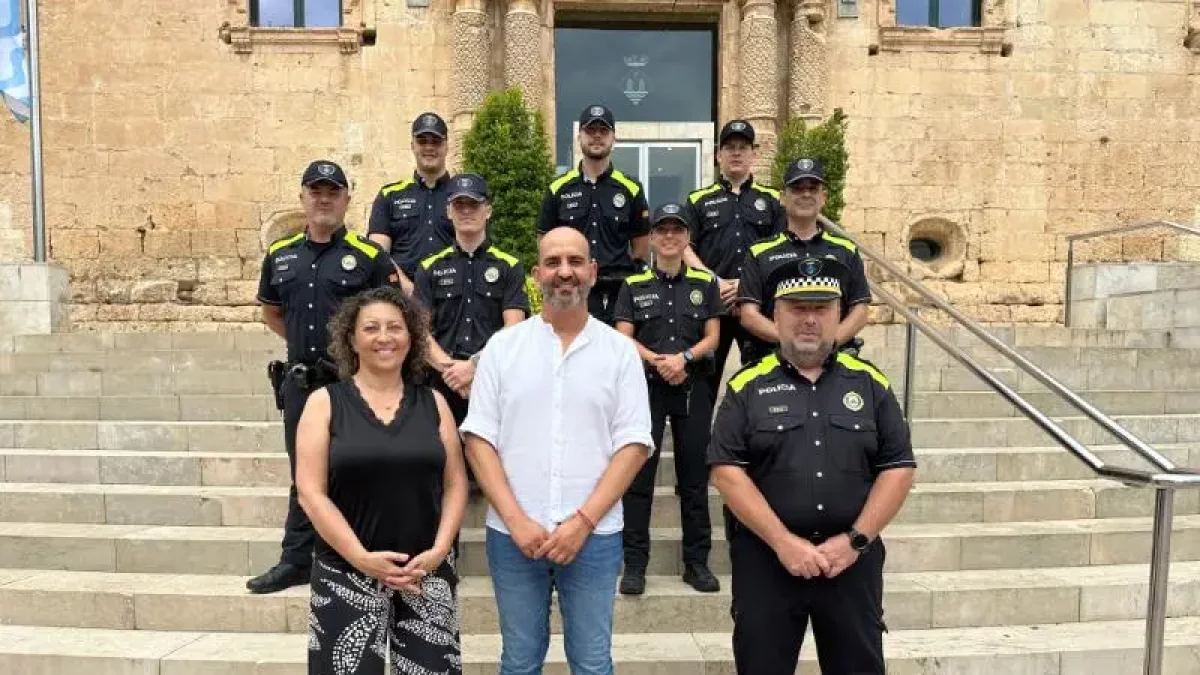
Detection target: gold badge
<box><xmin>843</xmin><ymin>391</ymin><xmax>864</xmax><ymax>412</ymax></box>
<box><xmin>341</xmin><ymin>255</ymin><xmax>357</xmax><ymax>271</ymax></box>
<box><xmin>689</xmin><ymin>289</ymin><xmax>704</xmax><ymax>306</ymax></box>
<box><xmin>484</xmin><ymin>266</ymin><xmax>500</xmax><ymax>283</ymax></box>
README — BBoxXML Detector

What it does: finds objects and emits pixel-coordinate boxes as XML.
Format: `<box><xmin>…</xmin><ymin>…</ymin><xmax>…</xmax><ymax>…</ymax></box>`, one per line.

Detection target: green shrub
<box><xmin>769</xmin><ymin>109</ymin><xmax>849</xmax><ymax>223</ymax></box>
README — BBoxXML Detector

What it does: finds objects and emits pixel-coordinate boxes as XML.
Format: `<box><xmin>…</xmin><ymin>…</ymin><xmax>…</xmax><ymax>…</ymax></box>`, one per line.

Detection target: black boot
<box><xmin>619</xmin><ymin>565</ymin><xmax>646</xmax><ymax>595</ymax></box>
<box><xmin>683</xmin><ymin>563</ymin><xmax>720</xmax><ymax>593</ymax></box>
<box><xmin>246</xmin><ymin>562</ymin><xmax>310</xmax><ymax>594</ymax></box>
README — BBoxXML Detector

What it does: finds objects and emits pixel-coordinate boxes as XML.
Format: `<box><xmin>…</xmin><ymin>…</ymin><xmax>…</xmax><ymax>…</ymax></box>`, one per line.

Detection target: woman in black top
<box><xmin>296</xmin><ymin>286</ymin><xmax>469</xmax><ymax>675</ymax></box>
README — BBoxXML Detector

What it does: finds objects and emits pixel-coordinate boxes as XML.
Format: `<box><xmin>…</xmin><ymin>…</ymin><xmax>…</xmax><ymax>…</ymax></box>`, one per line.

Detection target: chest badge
<box><xmin>341</xmin><ymin>255</ymin><xmax>358</xmax><ymax>271</ymax></box>
<box><xmin>689</xmin><ymin>289</ymin><xmax>704</xmax><ymax>306</ymax></box>
<box><xmin>612</xmin><ymin>193</ymin><xmax>626</xmax><ymax>209</ymax></box>
<box><xmin>484</xmin><ymin>266</ymin><xmax>500</xmax><ymax>283</ymax></box>
<box><xmin>754</xmin><ymin>197</ymin><xmax>767</xmax><ymax>212</ymax></box>
<box><xmin>843</xmin><ymin>391</ymin><xmax>864</xmax><ymax>412</ymax></box>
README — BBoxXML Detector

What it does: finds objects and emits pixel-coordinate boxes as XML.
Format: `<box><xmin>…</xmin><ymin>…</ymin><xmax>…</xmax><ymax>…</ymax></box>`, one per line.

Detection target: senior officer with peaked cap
<box><xmin>708</xmin><ymin>255</ymin><xmax>916</xmax><ymax>674</ymax></box>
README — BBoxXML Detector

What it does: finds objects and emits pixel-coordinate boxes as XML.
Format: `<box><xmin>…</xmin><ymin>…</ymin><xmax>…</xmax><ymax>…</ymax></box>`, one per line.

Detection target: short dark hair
<box><xmin>327</xmin><ymin>287</ymin><xmax>432</xmax><ymax>383</ymax></box>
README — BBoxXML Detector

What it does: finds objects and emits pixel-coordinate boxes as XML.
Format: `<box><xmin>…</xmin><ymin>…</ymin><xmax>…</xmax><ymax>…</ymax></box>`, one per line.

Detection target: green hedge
<box><xmin>769</xmin><ymin>109</ymin><xmax>849</xmax><ymax>224</ymax></box>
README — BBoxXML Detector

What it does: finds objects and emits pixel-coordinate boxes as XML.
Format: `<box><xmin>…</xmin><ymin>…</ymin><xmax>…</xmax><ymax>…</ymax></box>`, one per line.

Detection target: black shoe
<box><xmin>683</xmin><ymin>563</ymin><xmax>720</xmax><ymax>593</ymax></box>
<box><xmin>246</xmin><ymin>562</ymin><xmax>310</xmax><ymax>594</ymax></box>
<box><xmin>619</xmin><ymin>566</ymin><xmax>646</xmax><ymax>595</ymax></box>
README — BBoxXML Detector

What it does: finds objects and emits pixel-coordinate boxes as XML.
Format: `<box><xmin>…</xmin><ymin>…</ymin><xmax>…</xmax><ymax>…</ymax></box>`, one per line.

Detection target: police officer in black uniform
<box><xmin>413</xmin><ymin>173</ymin><xmax>531</xmax><ymax>424</ymax></box>
<box><xmin>612</xmin><ymin>202</ymin><xmax>722</xmax><ymax>596</ymax></box>
<box><xmin>681</xmin><ymin>120</ymin><xmax>786</xmax><ymax>405</ymax></box>
<box><xmin>249</xmin><ymin>160</ymin><xmax>395</xmax><ymax>594</ymax></box>
<box><xmin>708</xmin><ymin>256</ymin><xmax>917</xmax><ymax>675</ymax></box>
<box><xmin>367</xmin><ymin>112</ymin><xmax>455</xmax><ymax>294</ymax></box>
<box><xmin>537</xmin><ymin>104</ymin><xmax>651</xmax><ymax>325</ymax></box>
<box><xmin>736</xmin><ymin>157</ymin><xmax>871</xmax><ymax>364</ymax></box>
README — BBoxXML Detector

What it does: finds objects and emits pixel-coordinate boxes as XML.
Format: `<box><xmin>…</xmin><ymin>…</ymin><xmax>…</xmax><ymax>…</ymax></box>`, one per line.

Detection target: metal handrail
<box><xmin>1064</xmin><ymin>220</ymin><xmax>1200</xmax><ymax>326</ymax></box>
<box><xmin>814</xmin><ymin>214</ymin><xmax>1199</xmax><ymax>675</ymax></box>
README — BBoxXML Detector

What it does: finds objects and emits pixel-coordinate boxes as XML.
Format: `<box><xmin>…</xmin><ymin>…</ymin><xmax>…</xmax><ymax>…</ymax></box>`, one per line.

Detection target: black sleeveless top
<box><xmin>316</xmin><ymin>379</ymin><xmax>446</xmax><ymax>569</ymax></box>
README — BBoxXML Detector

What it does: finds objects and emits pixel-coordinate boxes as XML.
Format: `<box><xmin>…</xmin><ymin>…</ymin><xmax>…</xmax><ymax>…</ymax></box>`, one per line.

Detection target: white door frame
<box><xmin>571</xmin><ymin>121</ymin><xmax>716</xmax><ymax>199</ymax></box>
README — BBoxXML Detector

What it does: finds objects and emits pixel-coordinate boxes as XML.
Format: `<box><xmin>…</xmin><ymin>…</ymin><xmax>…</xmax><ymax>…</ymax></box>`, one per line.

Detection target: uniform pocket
<box><xmin>828</xmin><ymin>414</ymin><xmax>876</xmax><ymax>475</ymax></box>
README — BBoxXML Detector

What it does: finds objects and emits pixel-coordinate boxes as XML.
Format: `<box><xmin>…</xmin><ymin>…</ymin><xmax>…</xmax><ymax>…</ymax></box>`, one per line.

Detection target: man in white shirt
<box><xmin>462</xmin><ymin>227</ymin><xmax>654</xmax><ymax>675</ymax></box>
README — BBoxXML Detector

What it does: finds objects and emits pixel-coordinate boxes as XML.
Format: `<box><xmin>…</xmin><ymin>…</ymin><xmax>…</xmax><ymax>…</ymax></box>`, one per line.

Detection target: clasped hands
<box><xmin>509</xmin><ymin>512</ymin><xmax>593</xmax><ymax>565</ymax></box>
<box><xmin>441</xmin><ymin>359</ymin><xmax>475</xmax><ymax>398</ymax></box>
<box><xmin>774</xmin><ymin>533</ymin><xmax>860</xmax><ymax>579</ymax></box>
<box><xmin>648</xmin><ymin>352</ymin><xmax>688</xmax><ymax>386</ymax></box>
<box><xmin>354</xmin><ymin>545</ymin><xmax>449</xmax><ymax>594</ymax></box>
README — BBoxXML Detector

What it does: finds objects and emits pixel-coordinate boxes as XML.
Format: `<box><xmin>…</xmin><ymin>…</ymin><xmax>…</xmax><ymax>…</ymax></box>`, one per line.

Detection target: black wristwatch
<box><xmin>847</xmin><ymin>527</ymin><xmax>873</xmax><ymax>552</ymax></box>
<box><xmin>682</xmin><ymin>349</ymin><xmax>695</xmax><ymax>363</ymax></box>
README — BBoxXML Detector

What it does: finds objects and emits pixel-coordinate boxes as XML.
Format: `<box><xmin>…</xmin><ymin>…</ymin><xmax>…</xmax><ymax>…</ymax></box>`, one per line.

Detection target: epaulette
<box><xmin>836</xmin><ymin>352</ymin><xmax>889</xmax><ymax>388</ymax></box>
<box><xmin>419</xmin><ymin>246</ymin><xmax>455</xmax><ymax>270</ymax></box>
<box><xmin>748</xmin><ymin>233</ymin><xmax>788</xmax><ymax>257</ymax></box>
<box><xmin>685</xmin><ymin>267</ymin><xmax>713</xmax><ymax>283</ymax></box>
<box><xmin>486</xmin><ymin>246</ymin><xmax>519</xmax><ymax>267</ymax></box>
<box><xmin>549</xmin><ymin>169</ymin><xmax>580</xmax><ymax>195</ymax></box>
<box><xmin>610</xmin><ymin>169</ymin><xmax>642</xmax><ymax>198</ymax></box>
<box><xmin>727</xmin><ymin>353</ymin><xmax>782</xmax><ymax>393</ymax></box>
<box><xmin>688</xmin><ymin>183</ymin><xmax>722</xmax><ymax>203</ymax></box>
<box><xmin>821</xmin><ymin>231</ymin><xmax>857</xmax><ymax>253</ymax></box>
<box><xmin>380</xmin><ymin>179</ymin><xmax>413</xmax><ymax>197</ymax></box>
<box><xmin>344</xmin><ymin>232</ymin><xmax>380</xmax><ymax>259</ymax></box>
<box><xmin>624</xmin><ymin>269</ymin><xmax>654</xmax><ymax>285</ymax></box>
<box><xmin>267</xmin><ymin>232</ymin><xmax>305</xmax><ymax>255</ymax></box>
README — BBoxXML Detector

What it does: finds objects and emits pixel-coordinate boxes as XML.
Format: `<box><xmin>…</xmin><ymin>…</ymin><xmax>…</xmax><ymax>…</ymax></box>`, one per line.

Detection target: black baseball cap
<box><xmin>650</xmin><ymin>202</ymin><xmax>690</xmax><ymax>229</ymax></box>
<box><xmin>447</xmin><ymin>173</ymin><xmax>489</xmax><ymax>202</ymax></box>
<box><xmin>300</xmin><ymin>160</ymin><xmax>349</xmax><ymax>189</ymax></box>
<box><xmin>719</xmin><ymin>119</ymin><xmax>756</xmax><ymax>146</ymax></box>
<box><xmin>412</xmin><ymin>112</ymin><xmax>448</xmax><ymax>138</ymax></box>
<box><xmin>784</xmin><ymin>157</ymin><xmax>827</xmax><ymax>185</ymax></box>
<box><xmin>579</xmin><ymin>104</ymin><xmax>615</xmax><ymax>130</ymax></box>
<box><xmin>770</xmin><ymin>256</ymin><xmax>847</xmax><ymax>302</ymax></box>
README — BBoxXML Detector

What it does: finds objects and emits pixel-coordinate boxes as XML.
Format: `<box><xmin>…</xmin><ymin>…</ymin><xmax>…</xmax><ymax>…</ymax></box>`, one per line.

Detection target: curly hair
<box><xmin>327</xmin><ymin>286</ymin><xmax>432</xmax><ymax>383</ymax></box>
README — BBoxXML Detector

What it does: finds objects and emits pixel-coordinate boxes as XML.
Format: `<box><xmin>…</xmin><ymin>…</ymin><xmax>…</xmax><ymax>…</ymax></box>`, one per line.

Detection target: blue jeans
<box><xmin>486</xmin><ymin>527</ymin><xmax>623</xmax><ymax>675</ymax></box>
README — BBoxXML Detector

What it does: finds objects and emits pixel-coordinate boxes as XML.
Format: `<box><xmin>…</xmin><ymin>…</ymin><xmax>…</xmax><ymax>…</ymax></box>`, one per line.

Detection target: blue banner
<box><xmin>0</xmin><ymin>0</ymin><xmax>30</xmax><ymax>122</ymax></box>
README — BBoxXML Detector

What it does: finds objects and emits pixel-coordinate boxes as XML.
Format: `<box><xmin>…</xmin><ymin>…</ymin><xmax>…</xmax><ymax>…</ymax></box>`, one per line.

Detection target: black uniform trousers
<box><xmin>588</xmin><ymin>277</ymin><xmax>625</xmax><ymax>326</ymax></box>
<box><xmin>622</xmin><ymin>377</ymin><xmax>713</xmax><ymax>571</ymax></box>
<box><xmin>278</xmin><ymin>375</ymin><xmax>332</xmax><ymax>568</ymax></box>
<box><xmin>706</xmin><ymin>314</ymin><xmax>751</xmax><ymax>407</ymax></box>
<box><xmin>730</xmin><ymin>531</ymin><xmax>887</xmax><ymax>675</ymax></box>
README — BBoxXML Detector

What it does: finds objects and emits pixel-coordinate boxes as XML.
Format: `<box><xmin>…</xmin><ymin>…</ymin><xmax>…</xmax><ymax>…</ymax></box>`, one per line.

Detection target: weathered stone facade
<box><xmin>0</xmin><ymin>0</ymin><xmax>1197</xmax><ymax>331</ymax></box>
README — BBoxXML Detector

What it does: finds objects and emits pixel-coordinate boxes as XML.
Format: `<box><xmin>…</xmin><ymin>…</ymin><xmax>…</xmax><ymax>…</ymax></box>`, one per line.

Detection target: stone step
<box><xmin>1</xmin><ymin>414</ymin><xmax>1197</xmax><ymax>452</ymax></box>
<box><xmin>2</xmin><ymin>444</ymin><xmax>1193</xmax><ymax>487</ymax></box>
<box><xmin>0</xmin><ymin>479</ymin><xmax>1191</xmax><ymax>530</ymax></box>
<box><xmin>2</xmin><ymin>516</ymin><xmax>1199</xmax><ymax>577</ymax></box>
<box><xmin>4</xmin><ymin>618</ymin><xmax>1200</xmax><ymax>674</ymax></box>
<box><xmin>1</xmin><ymin>562</ymin><xmax>1198</xmax><ymax>635</ymax></box>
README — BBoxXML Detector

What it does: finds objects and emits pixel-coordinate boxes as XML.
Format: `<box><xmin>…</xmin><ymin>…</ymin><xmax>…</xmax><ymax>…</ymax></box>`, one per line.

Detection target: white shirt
<box><xmin>460</xmin><ymin>314</ymin><xmax>654</xmax><ymax>535</ymax></box>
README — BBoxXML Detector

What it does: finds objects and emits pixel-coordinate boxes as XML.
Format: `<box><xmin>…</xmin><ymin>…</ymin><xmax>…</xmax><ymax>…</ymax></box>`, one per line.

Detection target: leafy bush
<box><xmin>769</xmin><ymin>109</ymin><xmax>849</xmax><ymax>223</ymax></box>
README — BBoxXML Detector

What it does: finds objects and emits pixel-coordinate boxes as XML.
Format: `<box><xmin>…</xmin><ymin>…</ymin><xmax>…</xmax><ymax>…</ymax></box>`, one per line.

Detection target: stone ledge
<box><xmin>217</xmin><ymin>25</ymin><xmax>366</xmax><ymax>54</ymax></box>
<box><xmin>875</xmin><ymin>25</ymin><xmax>1010</xmax><ymax>55</ymax></box>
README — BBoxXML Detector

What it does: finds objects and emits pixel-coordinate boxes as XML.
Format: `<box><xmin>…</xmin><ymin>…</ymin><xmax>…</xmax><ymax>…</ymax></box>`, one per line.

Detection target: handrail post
<box><xmin>1143</xmin><ymin>487</ymin><xmax>1175</xmax><ymax>675</ymax></box>
<box><xmin>903</xmin><ymin>322</ymin><xmax>917</xmax><ymax>415</ymax></box>
<box><xmin>1065</xmin><ymin>239</ymin><xmax>1075</xmax><ymax>327</ymax></box>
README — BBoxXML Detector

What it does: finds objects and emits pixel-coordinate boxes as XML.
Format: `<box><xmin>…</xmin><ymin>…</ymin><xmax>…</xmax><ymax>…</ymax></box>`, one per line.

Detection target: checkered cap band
<box><xmin>775</xmin><ymin>275</ymin><xmax>842</xmax><ymax>299</ymax></box>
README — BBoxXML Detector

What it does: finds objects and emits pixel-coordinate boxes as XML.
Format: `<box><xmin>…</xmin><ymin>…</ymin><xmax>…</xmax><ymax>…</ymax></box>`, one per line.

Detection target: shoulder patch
<box><xmin>751</xmin><ymin>182</ymin><xmax>781</xmax><ymax>200</ymax></box>
<box><xmin>419</xmin><ymin>246</ymin><xmax>455</xmax><ymax>270</ymax></box>
<box><xmin>380</xmin><ymin>179</ymin><xmax>413</xmax><ymax>197</ymax></box>
<box><xmin>749</xmin><ymin>233</ymin><xmax>788</xmax><ymax>258</ymax></box>
<box><xmin>728</xmin><ymin>353</ymin><xmax>782</xmax><ymax>393</ymax></box>
<box><xmin>685</xmin><ymin>267</ymin><xmax>713</xmax><ymax>283</ymax></box>
<box><xmin>549</xmin><ymin>169</ymin><xmax>580</xmax><ymax>195</ymax></box>
<box><xmin>610</xmin><ymin>170</ymin><xmax>642</xmax><ymax>198</ymax></box>
<box><xmin>267</xmin><ymin>232</ymin><xmax>305</xmax><ymax>255</ymax></box>
<box><xmin>344</xmin><ymin>232</ymin><xmax>380</xmax><ymax>259</ymax></box>
<box><xmin>624</xmin><ymin>269</ymin><xmax>654</xmax><ymax>285</ymax></box>
<box><xmin>486</xmin><ymin>246</ymin><xmax>519</xmax><ymax>267</ymax></box>
<box><xmin>822</xmin><ymin>231</ymin><xmax>858</xmax><ymax>253</ymax></box>
<box><xmin>836</xmin><ymin>352</ymin><xmax>890</xmax><ymax>389</ymax></box>
<box><xmin>688</xmin><ymin>183</ymin><xmax>722</xmax><ymax>204</ymax></box>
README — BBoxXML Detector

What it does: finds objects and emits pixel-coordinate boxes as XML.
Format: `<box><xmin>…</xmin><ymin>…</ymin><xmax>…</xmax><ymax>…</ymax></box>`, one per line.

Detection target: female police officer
<box><xmin>707</xmin><ymin>255</ymin><xmax>916</xmax><ymax>674</ymax></box>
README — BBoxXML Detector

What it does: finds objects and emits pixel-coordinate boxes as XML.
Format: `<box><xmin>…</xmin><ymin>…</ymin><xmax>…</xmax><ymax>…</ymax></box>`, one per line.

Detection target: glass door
<box><xmin>612</xmin><ymin>141</ymin><xmax>702</xmax><ymax>210</ymax></box>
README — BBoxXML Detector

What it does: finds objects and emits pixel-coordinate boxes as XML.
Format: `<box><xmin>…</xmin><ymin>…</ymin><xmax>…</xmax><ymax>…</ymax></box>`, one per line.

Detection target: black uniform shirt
<box><xmin>257</xmin><ymin>228</ymin><xmax>392</xmax><ymax>362</ymax></box>
<box><xmin>708</xmin><ymin>350</ymin><xmax>915</xmax><ymax>539</ymax></box>
<box><xmin>413</xmin><ymin>241</ymin><xmax>530</xmax><ymax>358</ymax></box>
<box><xmin>537</xmin><ymin>163</ymin><xmax>651</xmax><ymax>278</ymax></box>
<box><xmin>737</xmin><ymin>227</ymin><xmax>871</xmax><ymax>321</ymax></box>
<box><xmin>367</xmin><ymin>172</ymin><xmax>455</xmax><ymax>278</ymax></box>
<box><xmin>613</xmin><ymin>266</ymin><xmax>721</xmax><ymax>356</ymax></box>
<box><xmin>684</xmin><ymin>176</ymin><xmax>786</xmax><ymax>280</ymax></box>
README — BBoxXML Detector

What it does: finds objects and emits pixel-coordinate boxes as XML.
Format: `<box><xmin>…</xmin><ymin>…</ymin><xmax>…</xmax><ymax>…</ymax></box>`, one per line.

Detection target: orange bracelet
<box><xmin>575</xmin><ymin>508</ymin><xmax>596</xmax><ymax>529</ymax></box>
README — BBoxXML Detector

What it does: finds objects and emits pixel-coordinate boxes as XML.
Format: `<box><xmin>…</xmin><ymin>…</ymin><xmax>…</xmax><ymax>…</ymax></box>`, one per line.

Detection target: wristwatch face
<box><xmin>850</xmin><ymin>531</ymin><xmax>870</xmax><ymax>550</ymax></box>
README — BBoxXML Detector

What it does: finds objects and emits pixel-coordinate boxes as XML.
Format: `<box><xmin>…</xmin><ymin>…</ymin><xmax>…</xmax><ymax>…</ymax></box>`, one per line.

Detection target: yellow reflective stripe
<box><xmin>344</xmin><ymin>232</ymin><xmax>380</xmax><ymax>259</ymax></box>
<box><xmin>822</xmin><ymin>231</ymin><xmax>858</xmax><ymax>253</ymax></box>
<box><xmin>610</xmin><ymin>170</ymin><xmax>641</xmax><ymax>198</ymax></box>
<box><xmin>728</xmin><ymin>353</ymin><xmax>781</xmax><ymax>393</ymax></box>
<box><xmin>420</xmin><ymin>246</ymin><xmax>455</xmax><ymax>270</ymax></box>
<box><xmin>624</xmin><ymin>270</ymin><xmax>654</xmax><ymax>285</ymax></box>
<box><xmin>549</xmin><ymin>170</ymin><xmax>579</xmax><ymax>194</ymax></box>
<box><xmin>487</xmin><ymin>246</ymin><xmax>519</xmax><ymax>267</ymax></box>
<box><xmin>688</xmin><ymin>183</ymin><xmax>722</xmax><ymax>204</ymax></box>
<box><xmin>749</xmin><ymin>233</ymin><xmax>787</xmax><ymax>257</ymax></box>
<box><xmin>267</xmin><ymin>232</ymin><xmax>304</xmax><ymax>255</ymax></box>
<box><xmin>380</xmin><ymin>179</ymin><xmax>413</xmax><ymax>197</ymax></box>
<box><xmin>751</xmin><ymin>182</ymin><xmax>780</xmax><ymax>199</ymax></box>
<box><xmin>685</xmin><ymin>267</ymin><xmax>713</xmax><ymax>283</ymax></box>
<box><xmin>837</xmin><ymin>352</ymin><xmax>890</xmax><ymax>389</ymax></box>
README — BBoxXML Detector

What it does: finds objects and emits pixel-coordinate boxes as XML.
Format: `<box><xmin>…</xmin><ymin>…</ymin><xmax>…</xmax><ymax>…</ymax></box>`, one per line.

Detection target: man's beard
<box><xmin>582</xmin><ymin>145</ymin><xmax>610</xmax><ymax>161</ymax></box>
<box><xmin>540</xmin><ymin>278</ymin><xmax>591</xmax><ymax>310</ymax></box>
<box><xmin>780</xmin><ymin>336</ymin><xmax>835</xmax><ymax>369</ymax></box>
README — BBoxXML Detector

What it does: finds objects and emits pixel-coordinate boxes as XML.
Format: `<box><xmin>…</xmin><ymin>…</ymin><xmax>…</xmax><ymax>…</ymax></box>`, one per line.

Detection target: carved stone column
<box><xmin>739</xmin><ymin>0</ymin><xmax>780</xmax><ymax>177</ymax></box>
<box><xmin>451</xmin><ymin>0</ymin><xmax>490</xmax><ymax>168</ymax></box>
<box><xmin>504</xmin><ymin>0</ymin><xmax>543</xmax><ymax>107</ymax></box>
<box><xmin>789</xmin><ymin>0</ymin><xmax>828</xmax><ymax>120</ymax></box>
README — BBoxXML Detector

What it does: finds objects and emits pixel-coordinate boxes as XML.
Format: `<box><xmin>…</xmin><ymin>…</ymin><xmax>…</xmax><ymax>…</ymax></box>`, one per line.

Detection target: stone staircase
<box><xmin>1</xmin><ymin>327</ymin><xmax>1199</xmax><ymax>673</ymax></box>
